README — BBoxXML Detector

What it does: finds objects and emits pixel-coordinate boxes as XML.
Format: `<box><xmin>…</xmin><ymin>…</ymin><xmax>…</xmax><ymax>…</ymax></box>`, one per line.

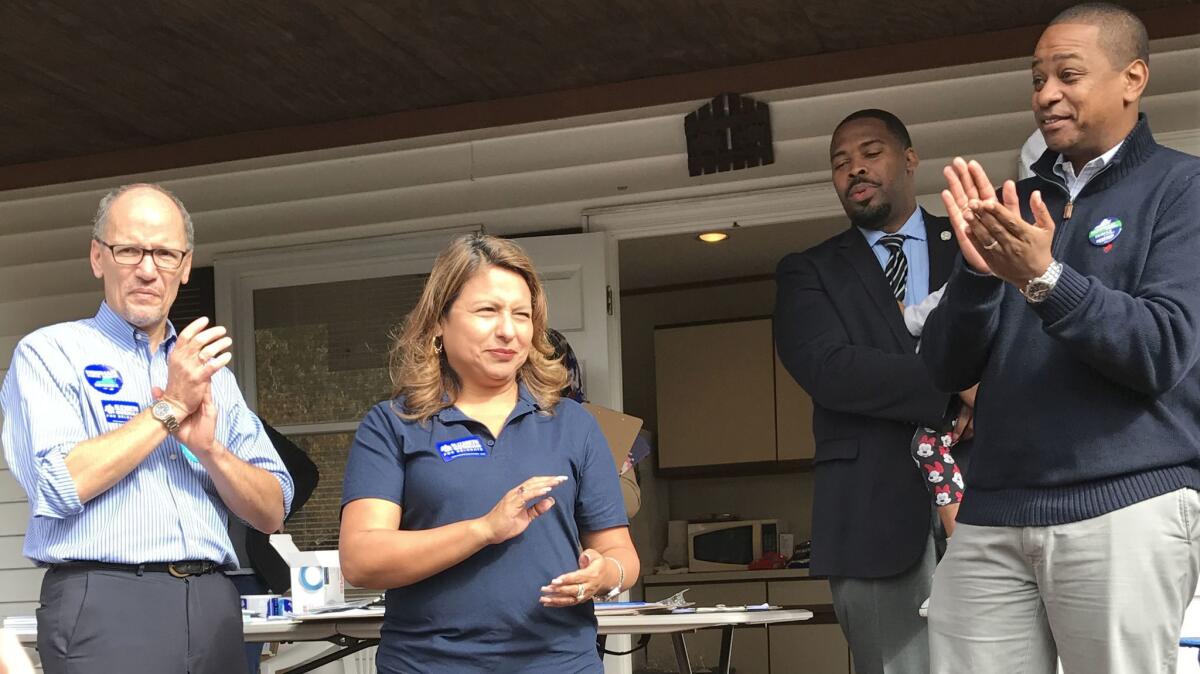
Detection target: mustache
<box><xmin>845</xmin><ymin>176</ymin><xmax>879</xmax><ymax>198</ymax></box>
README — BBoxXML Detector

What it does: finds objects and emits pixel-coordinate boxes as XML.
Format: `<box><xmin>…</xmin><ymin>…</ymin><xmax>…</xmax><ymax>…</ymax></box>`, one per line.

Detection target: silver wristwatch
<box><xmin>1022</xmin><ymin>260</ymin><xmax>1063</xmax><ymax>303</ymax></box>
<box><xmin>151</xmin><ymin>400</ymin><xmax>181</xmax><ymax>434</ymax></box>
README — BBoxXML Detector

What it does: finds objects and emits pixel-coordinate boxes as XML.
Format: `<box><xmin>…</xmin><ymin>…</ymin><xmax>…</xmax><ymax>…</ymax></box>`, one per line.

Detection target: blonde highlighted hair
<box><xmin>389</xmin><ymin>233</ymin><xmax>567</xmax><ymax>421</ymax></box>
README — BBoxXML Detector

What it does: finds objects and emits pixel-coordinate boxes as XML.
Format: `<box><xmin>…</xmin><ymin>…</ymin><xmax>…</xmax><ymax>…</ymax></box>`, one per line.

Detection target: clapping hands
<box><xmin>941</xmin><ymin>158</ymin><xmax>1056</xmax><ymax>287</ymax></box>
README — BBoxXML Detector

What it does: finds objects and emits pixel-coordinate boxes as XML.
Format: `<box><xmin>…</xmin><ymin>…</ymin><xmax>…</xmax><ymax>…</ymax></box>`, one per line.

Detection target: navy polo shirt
<box><xmin>342</xmin><ymin>385</ymin><xmax>628</xmax><ymax>674</ymax></box>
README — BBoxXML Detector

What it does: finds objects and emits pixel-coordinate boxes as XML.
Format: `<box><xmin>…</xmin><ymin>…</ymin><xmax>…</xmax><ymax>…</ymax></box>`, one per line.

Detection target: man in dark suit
<box><xmin>774</xmin><ymin>109</ymin><xmax>970</xmax><ymax>674</ymax></box>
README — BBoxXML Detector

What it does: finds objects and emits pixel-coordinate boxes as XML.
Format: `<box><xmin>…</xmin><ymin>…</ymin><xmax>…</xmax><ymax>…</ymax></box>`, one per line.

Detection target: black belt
<box><xmin>53</xmin><ymin>560</ymin><xmax>224</xmax><ymax>578</ymax></box>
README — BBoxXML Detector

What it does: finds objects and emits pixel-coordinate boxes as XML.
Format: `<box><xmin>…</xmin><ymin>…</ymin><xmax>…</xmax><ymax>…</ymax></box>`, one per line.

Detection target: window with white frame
<box><xmin>215</xmin><ymin>229</ymin><xmax>475</xmax><ymax>549</ymax></box>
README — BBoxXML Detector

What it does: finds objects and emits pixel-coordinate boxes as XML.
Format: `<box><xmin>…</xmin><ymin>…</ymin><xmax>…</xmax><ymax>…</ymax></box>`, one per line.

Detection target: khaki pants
<box><xmin>929</xmin><ymin>488</ymin><xmax>1200</xmax><ymax>674</ymax></box>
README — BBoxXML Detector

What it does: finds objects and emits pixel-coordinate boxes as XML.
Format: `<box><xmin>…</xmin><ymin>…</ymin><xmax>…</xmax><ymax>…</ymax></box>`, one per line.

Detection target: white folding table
<box><xmin>17</xmin><ymin>607</ymin><xmax>813</xmax><ymax>674</ymax></box>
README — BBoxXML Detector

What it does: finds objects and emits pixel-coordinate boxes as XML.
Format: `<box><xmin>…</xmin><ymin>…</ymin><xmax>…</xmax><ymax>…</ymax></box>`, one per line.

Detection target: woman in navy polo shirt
<box><xmin>340</xmin><ymin>234</ymin><xmax>639</xmax><ymax>674</ymax></box>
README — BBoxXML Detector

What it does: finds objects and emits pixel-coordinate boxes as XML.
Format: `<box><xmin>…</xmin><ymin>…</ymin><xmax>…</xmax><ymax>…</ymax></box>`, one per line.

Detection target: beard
<box><xmin>847</xmin><ymin>200</ymin><xmax>893</xmax><ymax>231</ymax></box>
<box><xmin>117</xmin><ymin>287</ymin><xmax>168</xmax><ymax>329</ymax></box>
<box><xmin>121</xmin><ymin>305</ymin><xmax>166</xmax><ymax>329</ymax></box>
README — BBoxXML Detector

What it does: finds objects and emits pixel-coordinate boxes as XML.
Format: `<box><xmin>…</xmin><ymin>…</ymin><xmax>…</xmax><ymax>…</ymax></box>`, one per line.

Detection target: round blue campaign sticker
<box><xmin>83</xmin><ymin>364</ymin><xmax>123</xmax><ymax>394</ymax></box>
<box><xmin>1088</xmin><ymin>218</ymin><xmax>1123</xmax><ymax>246</ymax></box>
<box><xmin>299</xmin><ymin>566</ymin><xmax>326</xmax><ymax>591</ymax></box>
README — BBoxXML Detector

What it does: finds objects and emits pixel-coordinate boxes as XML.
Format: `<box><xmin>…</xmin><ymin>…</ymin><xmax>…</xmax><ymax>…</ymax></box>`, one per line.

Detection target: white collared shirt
<box><xmin>1053</xmin><ymin>141</ymin><xmax>1124</xmax><ymax>201</ymax></box>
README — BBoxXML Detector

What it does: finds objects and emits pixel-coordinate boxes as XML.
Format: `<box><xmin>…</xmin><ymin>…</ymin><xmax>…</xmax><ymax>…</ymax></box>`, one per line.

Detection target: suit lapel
<box><xmin>838</xmin><ymin>229</ymin><xmax>914</xmax><ymax>350</ymax></box>
<box><xmin>925</xmin><ymin>210</ymin><xmax>957</xmax><ymax>289</ymax></box>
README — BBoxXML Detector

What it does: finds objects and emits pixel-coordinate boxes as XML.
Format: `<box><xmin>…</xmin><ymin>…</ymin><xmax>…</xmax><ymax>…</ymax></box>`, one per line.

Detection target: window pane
<box><xmin>282</xmin><ymin>431</ymin><xmax>356</xmax><ymax>551</ymax></box>
<box><xmin>253</xmin><ymin>273</ymin><xmax>428</xmax><ymax>425</ymax></box>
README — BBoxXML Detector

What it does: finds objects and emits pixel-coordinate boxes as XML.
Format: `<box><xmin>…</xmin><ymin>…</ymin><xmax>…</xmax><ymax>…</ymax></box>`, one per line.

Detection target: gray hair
<box><xmin>92</xmin><ymin>183</ymin><xmax>194</xmax><ymax>249</ymax></box>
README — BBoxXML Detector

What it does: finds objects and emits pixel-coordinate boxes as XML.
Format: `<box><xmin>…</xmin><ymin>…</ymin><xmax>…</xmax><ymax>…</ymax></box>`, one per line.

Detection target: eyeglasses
<box><xmin>94</xmin><ymin>238</ymin><xmax>190</xmax><ymax>270</ymax></box>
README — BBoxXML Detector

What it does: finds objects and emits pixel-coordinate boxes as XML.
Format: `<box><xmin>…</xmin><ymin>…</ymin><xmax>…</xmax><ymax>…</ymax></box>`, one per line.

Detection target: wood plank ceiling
<box><xmin>0</xmin><ymin>0</ymin><xmax>1194</xmax><ymax>184</ymax></box>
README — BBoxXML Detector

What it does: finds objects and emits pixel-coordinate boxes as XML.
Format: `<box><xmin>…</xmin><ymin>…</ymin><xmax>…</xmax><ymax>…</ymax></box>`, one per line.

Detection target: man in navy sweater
<box><xmin>921</xmin><ymin>4</ymin><xmax>1200</xmax><ymax>672</ymax></box>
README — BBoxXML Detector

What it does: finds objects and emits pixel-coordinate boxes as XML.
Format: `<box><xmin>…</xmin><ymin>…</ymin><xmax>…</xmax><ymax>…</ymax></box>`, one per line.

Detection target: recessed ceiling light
<box><xmin>697</xmin><ymin>231</ymin><xmax>729</xmax><ymax>243</ymax></box>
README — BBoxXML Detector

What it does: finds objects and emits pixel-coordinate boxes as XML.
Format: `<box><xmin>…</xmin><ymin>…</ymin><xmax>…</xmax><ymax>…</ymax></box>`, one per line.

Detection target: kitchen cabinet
<box><xmin>654</xmin><ymin>318</ymin><xmax>815</xmax><ymax>470</ymax></box>
<box><xmin>767</xmin><ymin>580</ymin><xmax>850</xmax><ymax>674</ymax></box>
<box><xmin>655</xmin><ymin>319</ymin><xmax>777</xmax><ymax>469</ymax></box>
<box><xmin>641</xmin><ymin>572</ymin><xmax>849</xmax><ymax>674</ymax></box>
<box><xmin>768</xmin><ymin>623</ymin><xmax>851</xmax><ymax>674</ymax></box>
<box><xmin>774</xmin><ymin>350</ymin><xmax>814</xmax><ymax>461</ymax></box>
<box><xmin>644</xmin><ymin>581</ymin><xmax>770</xmax><ymax>674</ymax></box>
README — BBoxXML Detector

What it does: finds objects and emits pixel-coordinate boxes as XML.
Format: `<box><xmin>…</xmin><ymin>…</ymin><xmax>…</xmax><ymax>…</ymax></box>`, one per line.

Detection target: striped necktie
<box><xmin>879</xmin><ymin>234</ymin><xmax>907</xmax><ymax>302</ymax></box>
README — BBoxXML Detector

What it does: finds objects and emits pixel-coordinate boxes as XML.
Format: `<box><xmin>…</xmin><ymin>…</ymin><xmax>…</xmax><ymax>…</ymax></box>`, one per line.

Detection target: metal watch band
<box><xmin>1023</xmin><ymin>260</ymin><xmax>1063</xmax><ymax>303</ymax></box>
<box><xmin>153</xmin><ymin>401</ymin><xmax>181</xmax><ymax>434</ymax></box>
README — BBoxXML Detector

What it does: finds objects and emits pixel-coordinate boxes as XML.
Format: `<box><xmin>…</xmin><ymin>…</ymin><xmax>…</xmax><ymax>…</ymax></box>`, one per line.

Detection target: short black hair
<box><xmin>1049</xmin><ymin>2</ymin><xmax>1149</xmax><ymax>66</ymax></box>
<box><xmin>833</xmin><ymin>109</ymin><xmax>913</xmax><ymax>150</ymax></box>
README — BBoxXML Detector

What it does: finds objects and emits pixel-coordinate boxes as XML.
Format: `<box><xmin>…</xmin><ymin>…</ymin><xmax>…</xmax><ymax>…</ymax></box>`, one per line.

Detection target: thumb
<box><xmin>579</xmin><ymin>550</ymin><xmax>595</xmax><ymax>570</ymax></box>
<box><xmin>1030</xmin><ymin>190</ymin><xmax>1056</xmax><ymax>232</ymax></box>
<box><xmin>151</xmin><ymin>386</ymin><xmax>164</xmax><ymax>400</ymax></box>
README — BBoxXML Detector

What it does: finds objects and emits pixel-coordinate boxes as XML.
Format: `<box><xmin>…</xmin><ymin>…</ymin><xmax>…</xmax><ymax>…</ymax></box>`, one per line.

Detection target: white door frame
<box><xmin>580</xmin><ymin>127</ymin><xmax>1200</xmax><ymax>242</ymax></box>
<box><xmin>581</xmin><ymin>182</ymin><xmax>843</xmax><ymax>241</ymax></box>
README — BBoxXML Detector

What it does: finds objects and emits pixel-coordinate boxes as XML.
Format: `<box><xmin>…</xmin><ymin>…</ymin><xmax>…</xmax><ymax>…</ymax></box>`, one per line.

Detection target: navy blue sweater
<box><xmin>922</xmin><ymin>115</ymin><xmax>1200</xmax><ymax>526</ymax></box>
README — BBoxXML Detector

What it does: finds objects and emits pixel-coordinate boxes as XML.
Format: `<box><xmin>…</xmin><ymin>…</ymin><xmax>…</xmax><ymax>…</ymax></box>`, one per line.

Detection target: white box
<box><xmin>269</xmin><ymin>534</ymin><xmax>345</xmax><ymax>614</ymax></box>
<box><xmin>778</xmin><ymin>533</ymin><xmax>795</xmax><ymax>559</ymax></box>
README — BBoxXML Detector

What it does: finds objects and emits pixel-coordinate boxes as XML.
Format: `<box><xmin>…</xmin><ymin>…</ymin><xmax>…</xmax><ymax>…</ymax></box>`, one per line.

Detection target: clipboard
<box><xmin>581</xmin><ymin>402</ymin><xmax>643</xmax><ymax>474</ymax></box>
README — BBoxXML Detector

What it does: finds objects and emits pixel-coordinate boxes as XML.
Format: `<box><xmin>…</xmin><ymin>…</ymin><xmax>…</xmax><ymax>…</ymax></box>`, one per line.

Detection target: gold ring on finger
<box><xmin>982</xmin><ymin>239</ymin><xmax>999</xmax><ymax>250</ymax></box>
<box><xmin>575</xmin><ymin>585</ymin><xmax>586</xmax><ymax>601</ymax></box>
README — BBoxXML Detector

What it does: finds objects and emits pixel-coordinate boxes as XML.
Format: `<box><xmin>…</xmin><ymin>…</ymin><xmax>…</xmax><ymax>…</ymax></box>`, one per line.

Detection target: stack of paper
<box><xmin>592</xmin><ymin>601</ymin><xmax>684</xmax><ymax>615</ymax></box>
<box><xmin>2</xmin><ymin>616</ymin><xmax>36</xmax><ymax>636</ymax></box>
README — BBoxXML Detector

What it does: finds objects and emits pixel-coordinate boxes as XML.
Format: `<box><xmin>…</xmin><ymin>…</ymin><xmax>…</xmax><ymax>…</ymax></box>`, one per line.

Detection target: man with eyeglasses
<box><xmin>1</xmin><ymin>183</ymin><xmax>294</xmax><ymax>674</ymax></box>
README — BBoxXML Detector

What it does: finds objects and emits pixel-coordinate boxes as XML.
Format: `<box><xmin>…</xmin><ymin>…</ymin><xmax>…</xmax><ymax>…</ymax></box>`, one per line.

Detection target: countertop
<box><xmin>642</xmin><ymin>568</ymin><xmax>819</xmax><ymax>585</ymax></box>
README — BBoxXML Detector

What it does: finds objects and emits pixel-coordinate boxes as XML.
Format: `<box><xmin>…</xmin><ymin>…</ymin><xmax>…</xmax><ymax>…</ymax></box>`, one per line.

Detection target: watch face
<box><xmin>1026</xmin><ymin>283</ymin><xmax>1049</xmax><ymax>302</ymax></box>
<box><xmin>152</xmin><ymin>400</ymin><xmax>171</xmax><ymax>418</ymax></box>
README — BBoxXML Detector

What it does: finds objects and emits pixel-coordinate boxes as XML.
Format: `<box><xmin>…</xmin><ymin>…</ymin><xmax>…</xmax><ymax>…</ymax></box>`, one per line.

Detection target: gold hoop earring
<box><xmin>433</xmin><ymin>336</ymin><xmax>443</xmax><ymax>354</ymax></box>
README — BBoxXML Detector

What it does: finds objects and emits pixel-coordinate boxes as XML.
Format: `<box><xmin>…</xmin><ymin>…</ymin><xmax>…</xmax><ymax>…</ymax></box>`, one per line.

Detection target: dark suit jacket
<box><xmin>774</xmin><ymin>210</ymin><xmax>960</xmax><ymax>579</ymax></box>
<box><xmin>246</xmin><ymin>423</ymin><xmax>320</xmax><ymax>594</ymax></box>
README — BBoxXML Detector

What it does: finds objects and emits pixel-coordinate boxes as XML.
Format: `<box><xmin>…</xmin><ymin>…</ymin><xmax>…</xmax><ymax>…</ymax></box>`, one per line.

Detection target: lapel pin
<box><xmin>1088</xmin><ymin>218</ymin><xmax>1123</xmax><ymax>247</ymax></box>
<box><xmin>940</xmin><ymin>231</ymin><xmax>952</xmax><ymax>241</ymax></box>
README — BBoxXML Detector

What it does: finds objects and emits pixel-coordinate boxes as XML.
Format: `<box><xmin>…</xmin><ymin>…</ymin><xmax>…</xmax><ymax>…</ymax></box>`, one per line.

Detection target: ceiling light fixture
<box><xmin>697</xmin><ymin>231</ymin><xmax>729</xmax><ymax>243</ymax></box>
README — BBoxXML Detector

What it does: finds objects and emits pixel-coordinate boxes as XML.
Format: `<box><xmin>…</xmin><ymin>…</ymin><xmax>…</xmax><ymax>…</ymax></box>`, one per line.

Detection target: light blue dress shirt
<box><xmin>1053</xmin><ymin>141</ymin><xmax>1124</xmax><ymax>200</ymax></box>
<box><xmin>1</xmin><ymin>302</ymin><xmax>294</xmax><ymax>566</ymax></box>
<box><xmin>858</xmin><ymin>208</ymin><xmax>931</xmax><ymax>307</ymax></box>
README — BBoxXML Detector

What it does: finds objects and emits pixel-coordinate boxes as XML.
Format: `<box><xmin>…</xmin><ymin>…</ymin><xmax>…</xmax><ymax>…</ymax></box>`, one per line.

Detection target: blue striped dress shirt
<box><xmin>1</xmin><ymin>302</ymin><xmax>294</xmax><ymax>566</ymax></box>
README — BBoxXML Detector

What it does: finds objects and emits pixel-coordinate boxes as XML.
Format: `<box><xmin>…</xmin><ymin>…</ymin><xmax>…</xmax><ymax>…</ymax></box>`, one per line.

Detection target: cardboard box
<box><xmin>581</xmin><ymin>402</ymin><xmax>643</xmax><ymax>474</ymax></box>
<box><xmin>269</xmin><ymin>534</ymin><xmax>345</xmax><ymax>614</ymax></box>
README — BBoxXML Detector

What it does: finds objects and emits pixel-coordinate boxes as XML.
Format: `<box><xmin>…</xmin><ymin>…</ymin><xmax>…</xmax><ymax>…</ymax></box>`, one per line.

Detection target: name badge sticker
<box><xmin>102</xmin><ymin>400</ymin><xmax>140</xmax><ymax>424</ymax></box>
<box><xmin>1088</xmin><ymin>217</ymin><xmax>1123</xmax><ymax>246</ymax></box>
<box><xmin>437</xmin><ymin>435</ymin><xmax>489</xmax><ymax>462</ymax></box>
<box><xmin>84</xmin><ymin>364</ymin><xmax>124</xmax><ymax>394</ymax></box>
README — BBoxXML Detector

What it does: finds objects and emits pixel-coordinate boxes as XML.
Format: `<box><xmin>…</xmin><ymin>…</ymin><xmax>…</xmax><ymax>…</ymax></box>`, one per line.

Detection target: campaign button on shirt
<box><xmin>436</xmin><ymin>436</ymin><xmax>489</xmax><ymax>462</ymax></box>
<box><xmin>1088</xmin><ymin>217</ymin><xmax>1123</xmax><ymax>246</ymax></box>
<box><xmin>101</xmin><ymin>400</ymin><xmax>140</xmax><ymax>424</ymax></box>
<box><xmin>83</xmin><ymin>364</ymin><xmax>123</xmax><ymax>394</ymax></box>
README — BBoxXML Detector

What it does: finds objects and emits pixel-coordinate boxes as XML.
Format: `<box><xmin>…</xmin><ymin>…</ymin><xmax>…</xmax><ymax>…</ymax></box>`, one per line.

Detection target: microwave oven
<box><xmin>687</xmin><ymin>519</ymin><xmax>778</xmax><ymax>572</ymax></box>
